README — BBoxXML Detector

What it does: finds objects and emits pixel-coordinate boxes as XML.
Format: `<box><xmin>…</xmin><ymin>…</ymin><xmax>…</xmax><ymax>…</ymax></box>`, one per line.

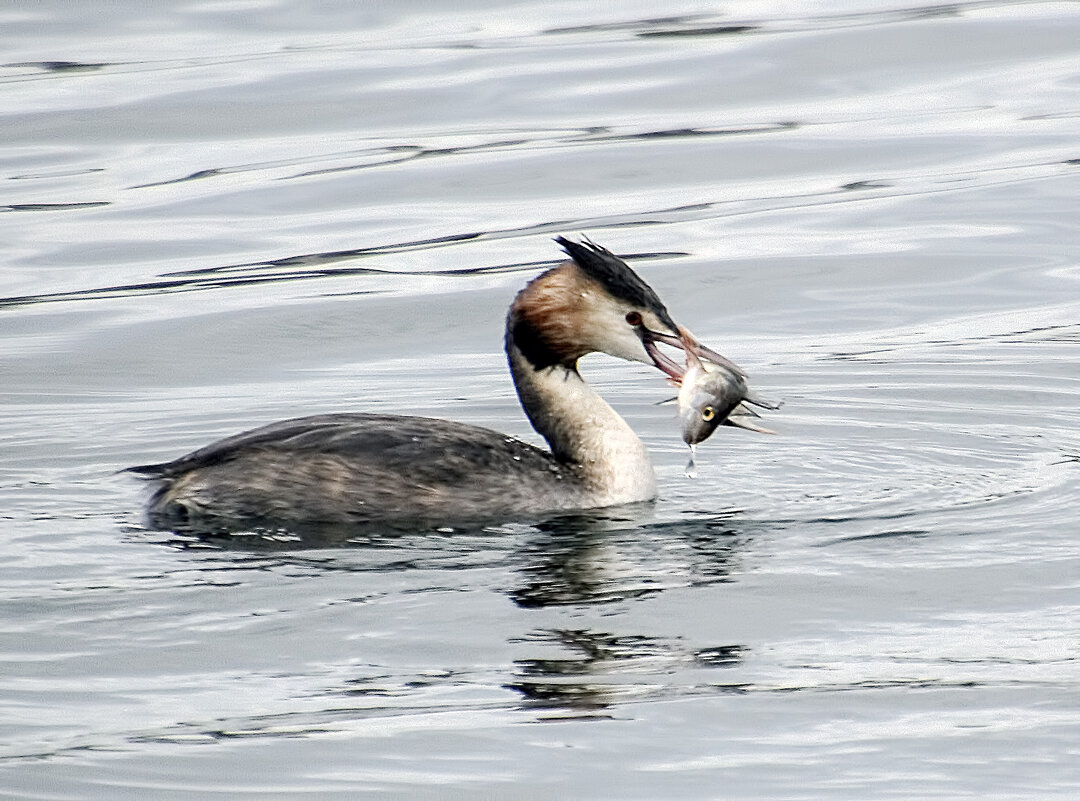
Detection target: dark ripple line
<box><xmin>811</xmin><ymin>320</ymin><xmax>1080</xmax><ymax>362</ymax></box>
<box><xmin>0</xmin><ymin>219</ymin><xmax>687</xmax><ymax>308</ymax></box>
<box><xmin>3</xmin><ymin>60</ymin><xmax>108</xmax><ymax>73</ymax></box>
<box><xmin>285</xmin><ymin>123</ymin><xmax>792</xmax><ymax>181</ymax></box>
<box><xmin>129</xmin><ymin>122</ymin><xmax>797</xmax><ymax>188</ymax></box>
<box><xmin>1</xmin><ymin>673</ymin><xmax>1045</xmax><ymax>765</ymax></box>
<box><xmin>638</xmin><ymin>25</ymin><xmax>758</xmax><ymax>38</ymax></box>
<box><xmin>0</xmin><ymin>201</ymin><xmax>110</xmax><ymax>212</ymax></box>
<box><xmin>0</xmin><ymin>1</ymin><xmax>1028</xmax><ymax>95</ymax></box>
<box><xmin>547</xmin><ymin>2</ymin><xmax>995</xmax><ymax>40</ymax></box>
<box><xmin>820</xmin><ymin>528</ymin><xmax>932</xmax><ymax>545</ymax></box>
<box><xmin>0</xmin><ymin>272</ymin><xmax>381</xmax><ymax>309</ymax></box>
<box><xmin>4</xmin><ymin>156</ymin><xmax>1071</xmax><ymax>309</ymax></box>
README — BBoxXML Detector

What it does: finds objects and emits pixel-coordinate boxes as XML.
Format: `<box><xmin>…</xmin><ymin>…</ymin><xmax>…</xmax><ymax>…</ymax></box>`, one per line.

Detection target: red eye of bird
<box><xmin>625</xmin><ymin>311</ymin><xmax>642</xmax><ymax>326</ymax></box>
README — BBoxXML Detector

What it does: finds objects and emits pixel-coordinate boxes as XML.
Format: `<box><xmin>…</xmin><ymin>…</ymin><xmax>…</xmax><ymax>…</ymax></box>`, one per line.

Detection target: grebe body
<box><xmin>130</xmin><ymin>238</ymin><xmax>761</xmax><ymax>530</ymax></box>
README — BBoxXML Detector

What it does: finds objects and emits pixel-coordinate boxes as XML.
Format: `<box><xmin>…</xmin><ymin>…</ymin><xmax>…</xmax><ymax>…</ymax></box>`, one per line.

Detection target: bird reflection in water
<box><xmin>503</xmin><ymin>511</ymin><xmax>752</xmax><ymax>718</ymax></box>
<box><xmin>510</xmin><ymin>510</ymin><xmax>748</xmax><ymax>607</ymax></box>
<box><xmin>505</xmin><ymin>629</ymin><xmax>747</xmax><ymax>717</ymax></box>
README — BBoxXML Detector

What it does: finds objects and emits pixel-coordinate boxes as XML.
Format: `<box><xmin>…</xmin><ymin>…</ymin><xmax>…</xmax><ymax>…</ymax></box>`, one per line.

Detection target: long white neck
<box><xmin>506</xmin><ymin>342</ymin><xmax>657</xmax><ymax>506</ymax></box>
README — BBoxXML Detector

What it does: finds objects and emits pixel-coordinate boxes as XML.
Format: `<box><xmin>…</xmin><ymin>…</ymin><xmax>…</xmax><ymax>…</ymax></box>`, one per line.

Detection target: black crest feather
<box><xmin>554</xmin><ymin>236</ymin><xmax>678</xmax><ymax>332</ymax></box>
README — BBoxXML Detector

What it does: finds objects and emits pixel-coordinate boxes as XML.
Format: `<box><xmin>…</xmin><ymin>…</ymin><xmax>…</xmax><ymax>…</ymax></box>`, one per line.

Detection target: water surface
<box><xmin>2</xmin><ymin>2</ymin><xmax>1079</xmax><ymax>798</ymax></box>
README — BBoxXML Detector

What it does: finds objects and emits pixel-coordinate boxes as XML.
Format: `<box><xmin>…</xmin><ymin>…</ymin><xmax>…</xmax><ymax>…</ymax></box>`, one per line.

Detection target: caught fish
<box><xmin>677</xmin><ymin>348</ymin><xmax>749</xmax><ymax>446</ymax></box>
<box><xmin>675</xmin><ymin>339</ymin><xmax>781</xmax><ymax>454</ymax></box>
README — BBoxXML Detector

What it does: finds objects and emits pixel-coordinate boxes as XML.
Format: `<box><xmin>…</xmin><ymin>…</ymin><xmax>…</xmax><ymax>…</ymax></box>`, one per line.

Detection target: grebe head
<box><xmin>508</xmin><ymin>237</ymin><xmax>692</xmax><ymax>375</ymax></box>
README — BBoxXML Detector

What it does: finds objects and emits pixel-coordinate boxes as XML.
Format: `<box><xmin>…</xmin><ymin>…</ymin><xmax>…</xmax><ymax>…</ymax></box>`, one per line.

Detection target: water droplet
<box><xmin>684</xmin><ymin>444</ymin><xmax>697</xmax><ymax>479</ymax></box>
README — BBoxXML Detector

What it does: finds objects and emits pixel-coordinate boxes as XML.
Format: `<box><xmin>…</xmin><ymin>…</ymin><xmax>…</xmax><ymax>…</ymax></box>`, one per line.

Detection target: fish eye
<box><xmin>625</xmin><ymin>311</ymin><xmax>642</xmax><ymax>327</ymax></box>
<box><xmin>701</xmin><ymin>406</ymin><xmax>715</xmax><ymax>421</ymax></box>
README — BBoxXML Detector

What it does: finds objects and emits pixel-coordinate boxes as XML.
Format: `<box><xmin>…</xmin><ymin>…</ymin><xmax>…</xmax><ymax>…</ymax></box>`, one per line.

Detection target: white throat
<box><xmin>507</xmin><ymin>344</ymin><xmax>657</xmax><ymax>506</ymax></box>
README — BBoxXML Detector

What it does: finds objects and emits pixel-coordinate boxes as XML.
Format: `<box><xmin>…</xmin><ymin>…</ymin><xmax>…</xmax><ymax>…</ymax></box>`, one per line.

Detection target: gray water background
<box><xmin>2</xmin><ymin>1</ymin><xmax>1079</xmax><ymax>798</ymax></box>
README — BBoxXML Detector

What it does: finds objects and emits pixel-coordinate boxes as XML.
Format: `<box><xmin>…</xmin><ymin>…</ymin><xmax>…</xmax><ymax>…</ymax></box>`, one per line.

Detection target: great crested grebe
<box><xmin>130</xmin><ymin>237</ymin><xmax>770</xmax><ymax>530</ymax></box>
